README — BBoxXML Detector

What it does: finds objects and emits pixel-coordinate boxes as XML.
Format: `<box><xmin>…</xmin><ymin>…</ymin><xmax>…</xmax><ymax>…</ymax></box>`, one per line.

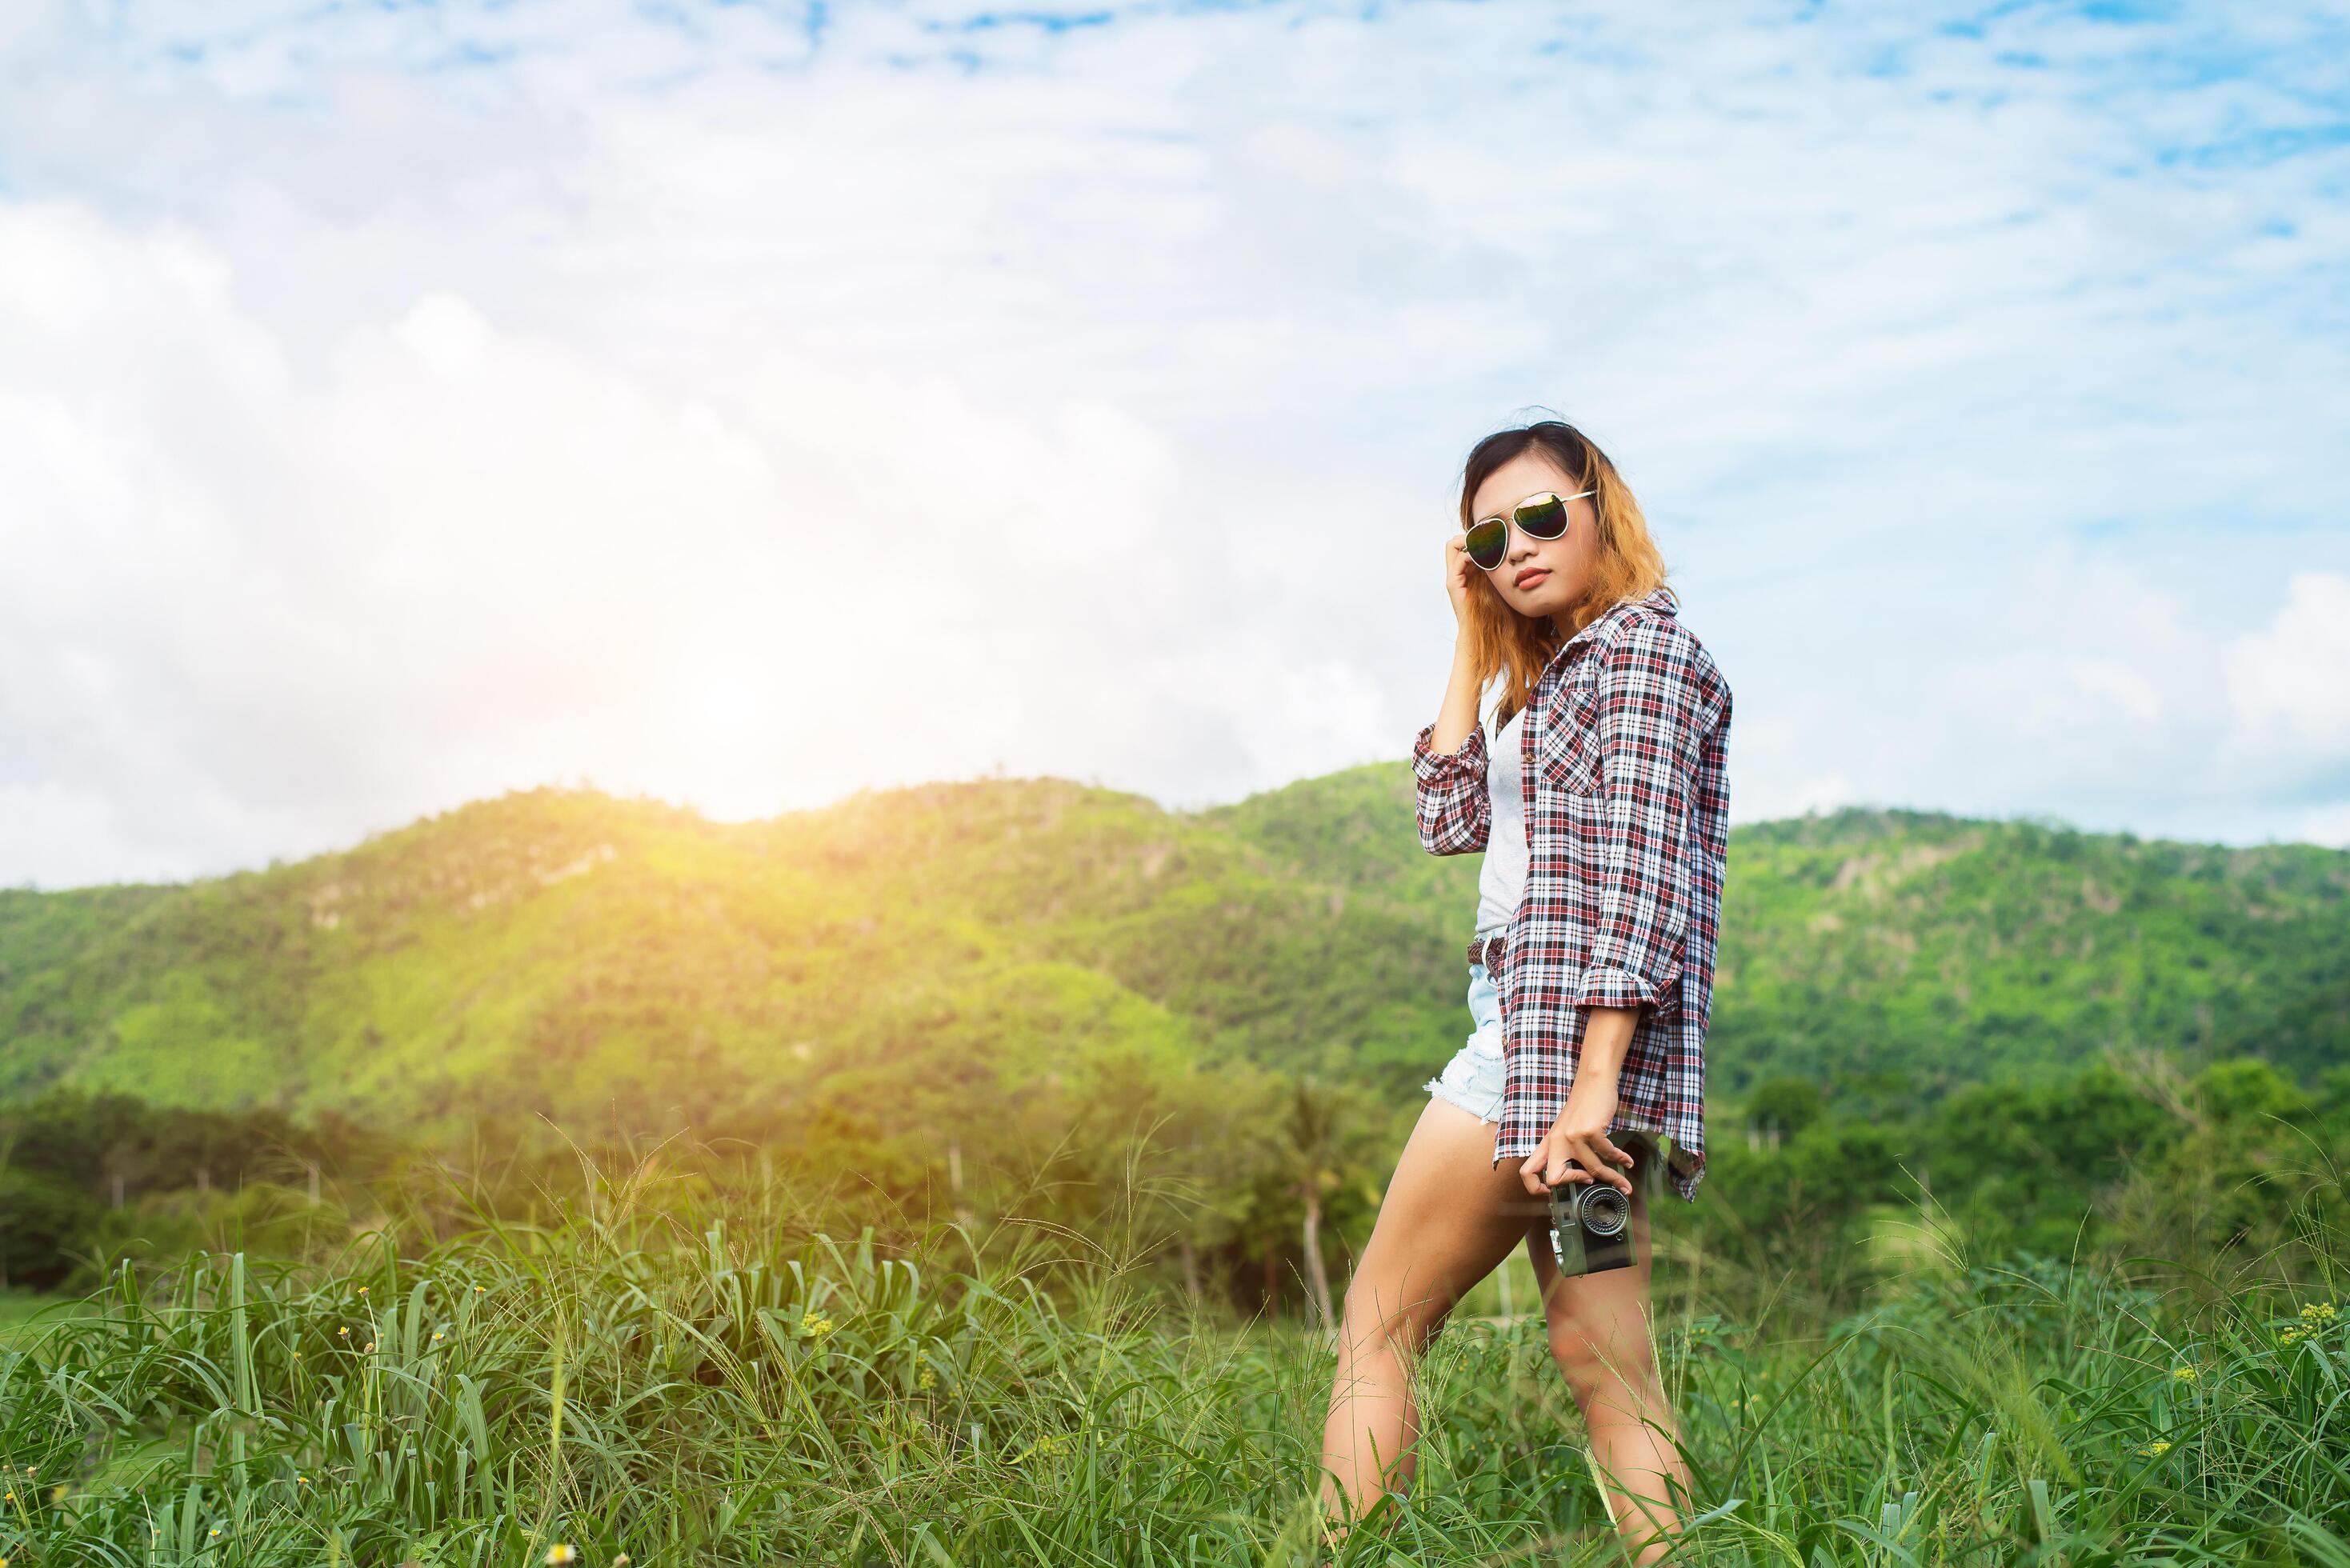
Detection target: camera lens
<box><xmin>1581</xmin><ymin>1185</ymin><xmax>1630</xmax><ymax>1237</ymax></box>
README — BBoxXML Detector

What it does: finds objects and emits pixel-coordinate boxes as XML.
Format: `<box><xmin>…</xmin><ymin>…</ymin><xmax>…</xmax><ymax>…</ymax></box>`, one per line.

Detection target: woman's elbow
<box><xmin>1419</xmin><ymin>822</ymin><xmax>1488</xmax><ymax>857</ymax></box>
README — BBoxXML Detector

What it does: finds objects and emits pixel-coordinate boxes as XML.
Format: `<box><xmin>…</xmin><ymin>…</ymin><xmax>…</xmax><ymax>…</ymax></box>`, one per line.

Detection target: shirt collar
<box><xmin>1555</xmin><ymin>584</ymin><xmax>1680</xmax><ymax>658</ymax></box>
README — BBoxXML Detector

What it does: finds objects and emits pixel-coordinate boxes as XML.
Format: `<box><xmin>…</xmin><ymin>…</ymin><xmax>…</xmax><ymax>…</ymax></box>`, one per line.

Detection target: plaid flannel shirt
<box><xmin>1411</xmin><ymin>586</ymin><xmax>1732</xmax><ymax>1202</ymax></box>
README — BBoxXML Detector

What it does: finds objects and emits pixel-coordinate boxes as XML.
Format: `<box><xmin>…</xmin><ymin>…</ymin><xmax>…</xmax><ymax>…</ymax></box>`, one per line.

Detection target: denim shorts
<box><xmin>1425</xmin><ymin>957</ymin><xmax>1507</xmax><ymax>1122</ymax></box>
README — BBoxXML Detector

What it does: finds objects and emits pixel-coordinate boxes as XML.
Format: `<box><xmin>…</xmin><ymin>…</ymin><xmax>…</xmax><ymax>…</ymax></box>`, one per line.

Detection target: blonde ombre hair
<box><xmin>1456</xmin><ymin>420</ymin><xmax>1671</xmax><ymax>730</ymax></box>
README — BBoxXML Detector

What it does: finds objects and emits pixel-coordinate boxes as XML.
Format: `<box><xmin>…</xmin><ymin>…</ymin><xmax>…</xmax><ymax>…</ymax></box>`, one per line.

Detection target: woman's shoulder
<box><xmin>1587</xmin><ymin>586</ymin><xmax>1711</xmax><ymax>658</ymax></box>
<box><xmin>1582</xmin><ymin>588</ymin><xmax>1731</xmax><ymax>704</ymax></box>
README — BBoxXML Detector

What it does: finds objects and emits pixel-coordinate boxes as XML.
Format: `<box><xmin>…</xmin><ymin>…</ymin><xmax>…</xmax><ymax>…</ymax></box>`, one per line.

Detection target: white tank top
<box><xmin>1475</xmin><ymin>705</ymin><xmax>1529</xmax><ymax>935</ymax></box>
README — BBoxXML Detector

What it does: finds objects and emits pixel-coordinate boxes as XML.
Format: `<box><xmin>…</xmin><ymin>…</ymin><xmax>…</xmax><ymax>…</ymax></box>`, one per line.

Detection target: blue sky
<box><xmin>1</xmin><ymin>0</ymin><xmax>2345</xmax><ymax>886</ymax></box>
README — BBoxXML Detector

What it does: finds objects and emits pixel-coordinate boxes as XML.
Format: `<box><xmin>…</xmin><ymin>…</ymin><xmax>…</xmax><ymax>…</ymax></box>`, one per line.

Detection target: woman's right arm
<box><xmin>1411</xmin><ymin>533</ymin><xmax>1492</xmax><ymax>856</ymax></box>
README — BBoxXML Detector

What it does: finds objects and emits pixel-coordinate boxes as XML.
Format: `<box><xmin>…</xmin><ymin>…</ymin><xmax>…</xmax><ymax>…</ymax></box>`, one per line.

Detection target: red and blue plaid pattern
<box><xmin>1412</xmin><ymin>586</ymin><xmax>1732</xmax><ymax>1202</ymax></box>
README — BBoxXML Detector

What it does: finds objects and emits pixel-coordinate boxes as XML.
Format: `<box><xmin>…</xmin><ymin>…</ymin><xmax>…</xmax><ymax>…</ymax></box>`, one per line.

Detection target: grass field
<box><xmin>0</xmin><ymin>1290</ymin><xmax>81</xmax><ymax>1346</ymax></box>
<box><xmin>3</xmin><ymin>1161</ymin><xmax>2347</xmax><ymax>1568</ymax></box>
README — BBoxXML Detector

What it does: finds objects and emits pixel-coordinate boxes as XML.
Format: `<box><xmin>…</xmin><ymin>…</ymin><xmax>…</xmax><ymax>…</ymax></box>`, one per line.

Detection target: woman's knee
<box><xmin>1543</xmin><ymin>1303</ymin><xmax>1660</xmax><ymax>1410</ymax></box>
<box><xmin>1338</xmin><ymin>1270</ymin><xmax>1449</xmax><ymax>1362</ymax></box>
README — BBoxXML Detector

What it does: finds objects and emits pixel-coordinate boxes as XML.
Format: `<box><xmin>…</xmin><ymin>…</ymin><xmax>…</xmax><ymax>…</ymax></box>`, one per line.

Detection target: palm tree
<box><xmin>1284</xmin><ymin>1074</ymin><xmax>1381</xmax><ymax>1333</ymax></box>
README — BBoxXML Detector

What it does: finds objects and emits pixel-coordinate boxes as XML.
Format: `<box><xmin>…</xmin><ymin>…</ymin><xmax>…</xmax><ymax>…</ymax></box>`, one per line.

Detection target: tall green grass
<box><xmin>3</xmin><ymin>1152</ymin><xmax>2347</xmax><ymax>1566</ymax></box>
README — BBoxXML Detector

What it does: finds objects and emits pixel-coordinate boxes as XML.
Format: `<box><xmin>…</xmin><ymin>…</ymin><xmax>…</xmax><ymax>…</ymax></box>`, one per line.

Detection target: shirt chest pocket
<box><xmin>1533</xmin><ymin>677</ymin><xmax>1605</xmax><ymax>798</ymax></box>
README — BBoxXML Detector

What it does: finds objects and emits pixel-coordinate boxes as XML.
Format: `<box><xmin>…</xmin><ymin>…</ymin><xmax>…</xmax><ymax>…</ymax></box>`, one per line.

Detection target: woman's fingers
<box><xmin>1444</xmin><ymin>533</ymin><xmax>1477</xmax><ymax>616</ymax></box>
<box><xmin>1564</xmin><ymin>1133</ymin><xmax>1635</xmax><ymax>1195</ymax></box>
<box><xmin>1527</xmin><ymin>1130</ymin><xmax>1644</xmax><ymax>1195</ymax></box>
<box><xmin>1519</xmin><ymin>1142</ymin><xmax>1595</xmax><ymax>1194</ymax></box>
<box><xmin>1543</xmin><ymin>1144</ymin><xmax>1592</xmax><ymax>1191</ymax></box>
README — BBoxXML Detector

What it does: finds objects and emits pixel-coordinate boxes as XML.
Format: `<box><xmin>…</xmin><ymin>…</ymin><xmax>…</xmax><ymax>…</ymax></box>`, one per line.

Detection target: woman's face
<box><xmin>1467</xmin><ymin>451</ymin><xmax>1601</xmax><ymax>623</ymax></box>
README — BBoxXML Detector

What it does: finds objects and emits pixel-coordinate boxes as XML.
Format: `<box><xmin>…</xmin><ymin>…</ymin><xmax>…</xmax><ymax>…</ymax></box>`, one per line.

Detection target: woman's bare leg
<box><xmin>1527</xmin><ymin>1150</ymin><xmax>1689</xmax><ymax>1565</ymax></box>
<box><xmin>1319</xmin><ymin>1097</ymin><xmax>1535</xmax><ymax>1522</ymax></box>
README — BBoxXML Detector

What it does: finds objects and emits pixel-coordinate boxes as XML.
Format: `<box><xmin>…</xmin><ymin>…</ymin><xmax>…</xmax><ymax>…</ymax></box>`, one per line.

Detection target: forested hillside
<box><xmin>2</xmin><ymin>772</ymin><xmax>2344</xmax><ymax>1138</ymax></box>
<box><xmin>1214</xmin><ymin>773</ymin><xmax>2350</xmax><ymax>1096</ymax></box>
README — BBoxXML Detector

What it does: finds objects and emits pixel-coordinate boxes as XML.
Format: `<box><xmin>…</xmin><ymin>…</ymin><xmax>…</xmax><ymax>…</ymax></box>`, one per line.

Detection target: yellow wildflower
<box><xmin>2282</xmin><ymin>1326</ymin><xmax>2305</xmax><ymax>1346</ymax></box>
<box><xmin>2138</xmin><ymin>1440</ymin><xmax>2172</xmax><ymax>1456</ymax></box>
<box><xmin>544</xmin><ymin>1546</ymin><xmax>578</xmax><ymax>1566</ymax></box>
<box><xmin>917</xmin><ymin>1365</ymin><xmax>938</xmax><ymax>1390</ymax></box>
<box><xmin>2172</xmin><ymin>1366</ymin><xmax>2199</xmax><ymax>1383</ymax></box>
<box><xmin>799</xmin><ymin>1312</ymin><xmax>835</xmax><ymax>1339</ymax></box>
<box><xmin>2301</xmin><ymin>1302</ymin><xmax>2337</xmax><ymax>1325</ymax></box>
<box><xmin>338</xmin><ymin>1326</ymin><xmax>350</xmax><ymax>1338</ymax></box>
<box><xmin>1019</xmin><ymin>1432</ymin><xmax>1075</xmax><ymax>1463</ymax></box>
<box><xmin>356</xmin><ymin>1286</ymin><xmax>368</xmax><ymax>1296</ymax></box>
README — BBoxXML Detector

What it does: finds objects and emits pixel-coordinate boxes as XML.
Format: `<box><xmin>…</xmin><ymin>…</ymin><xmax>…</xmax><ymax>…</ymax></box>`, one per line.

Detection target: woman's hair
<box><xmin>1457</xmin><ymin>420</ymin><xmax>1670</xmax><ymax>730</ymax></box>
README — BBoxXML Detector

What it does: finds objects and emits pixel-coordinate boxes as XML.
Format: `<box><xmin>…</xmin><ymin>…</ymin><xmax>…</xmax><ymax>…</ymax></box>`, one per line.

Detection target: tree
<box><xmin>0</xmin><ymin>1168</ymin><xmax>99</xmax><ymax>1290</ymax></box>
<box><xmin>1279</xmin><ymin>1073</ymin><xmax>1391</xmax><ymax>1333</ymax></box>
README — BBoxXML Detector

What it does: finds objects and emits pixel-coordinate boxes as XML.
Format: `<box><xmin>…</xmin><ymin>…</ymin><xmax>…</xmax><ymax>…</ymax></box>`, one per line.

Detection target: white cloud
<box><xmin>2288</xmin><ymin>799</ymin><xmax>2350</xmax><ymax>850</ymax></box>
<box><xmin>2072</xmin><ymin>659</ymin><xmax>2163</xmax><ymax>726</ymax></box>
<box><xmin>2226</xmin><ymin>570</ymin><xmax>2350</xmax><ymax>761</ymax></box>
<box><xmin>0</xmin><ymin>0</ymin><xmax>2346</xmax><ymax>884</ymax></box>
<box><xmin>0</xmin><ymin>206</ymin><xmax>1262</xmax><ymax>880</ymax></box>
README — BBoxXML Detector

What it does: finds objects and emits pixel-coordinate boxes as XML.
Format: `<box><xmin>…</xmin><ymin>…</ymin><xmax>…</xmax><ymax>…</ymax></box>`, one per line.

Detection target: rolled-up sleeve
<box><xmin>1571</xmin><ymin>620</ymin><xmax>1719</xmax><ymax>1014</ymax></box>
<box><xmin>1411</xmin><ymin>718</ymin><xmax>1491</xmax><ymax>856</ymax></box>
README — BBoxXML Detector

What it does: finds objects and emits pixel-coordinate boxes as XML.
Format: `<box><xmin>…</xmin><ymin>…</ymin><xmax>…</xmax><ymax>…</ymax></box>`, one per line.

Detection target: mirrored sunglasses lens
<box><xmin>1515</xmin><ymin>494</ymin><xmax>1569</xmax><ymax>538</ymax></box>
<box><xmin>1464</xmin><ymin>518</ymin><xmax>1508</xmax><ymax>569</ymax></box>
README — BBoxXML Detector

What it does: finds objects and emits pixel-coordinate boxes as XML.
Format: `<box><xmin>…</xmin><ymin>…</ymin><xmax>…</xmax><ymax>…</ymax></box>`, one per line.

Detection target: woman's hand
<box><xmin>1517</xmin><ymin>1006</ymin><xmax>1642</xmax><ymax>1197</ymax></box>
<box><xmin>1444</xmin><ymin>530</ymin><xmax>1479</xmax><ymax>628</ymax></box>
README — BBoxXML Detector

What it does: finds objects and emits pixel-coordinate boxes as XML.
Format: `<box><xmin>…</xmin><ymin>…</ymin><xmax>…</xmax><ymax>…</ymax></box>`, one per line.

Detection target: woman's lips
<box><xmin>1514</xmin><ymin>568</ymin><xmax>1551</xmax><ymax>589</ymax></box>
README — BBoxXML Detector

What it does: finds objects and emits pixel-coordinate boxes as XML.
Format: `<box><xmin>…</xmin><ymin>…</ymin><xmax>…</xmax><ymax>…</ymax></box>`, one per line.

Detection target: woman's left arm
<box><xmin>1520</xmin><ymin>1004</ymin><xmax>1643</xmax><ymax>1194</ymax></box>
<box><xmin>1517</xmin><ymin>614</ymin><xmax>1725</xmax><ymax>1197</ymax></box>
<box><xmin>1573</xmin><ymin>616</ymin><xmax>1718</xmax><ymax>1014</ymax></box>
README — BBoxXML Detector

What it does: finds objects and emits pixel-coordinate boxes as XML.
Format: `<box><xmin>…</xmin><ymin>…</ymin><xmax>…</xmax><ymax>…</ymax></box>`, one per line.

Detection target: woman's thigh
<box><xmin>1342</xmin><ymin>1098</ymin><xmax>1547</xmax><ymax>1342</ymax></box>
<box><xmin>1524</xmin><ymin>1144</ymin><xmax>1663</xmax><ymax>1398</ymax></box>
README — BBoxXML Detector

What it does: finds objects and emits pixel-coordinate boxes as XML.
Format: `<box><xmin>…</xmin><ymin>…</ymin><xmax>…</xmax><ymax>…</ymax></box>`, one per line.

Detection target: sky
<box><xmin>2</xmin><ymin>0</ymin><xmax>2346</xmax><ymax>890</ymax></box>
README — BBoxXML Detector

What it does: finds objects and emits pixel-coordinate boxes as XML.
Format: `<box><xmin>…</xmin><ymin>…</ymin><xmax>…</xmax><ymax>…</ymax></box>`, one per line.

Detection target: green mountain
<box><xmin>2</xmin><ymin>774</ymin><xmax>2344</xmax><ymax>1134</ymax></box>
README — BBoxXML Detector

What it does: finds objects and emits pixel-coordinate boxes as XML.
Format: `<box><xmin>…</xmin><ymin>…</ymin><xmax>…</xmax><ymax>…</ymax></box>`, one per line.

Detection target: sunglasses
<box><xmin>1464</xmin><ymin>488</ymin><xmax>1595</xmax><ymax>572</ymax></box>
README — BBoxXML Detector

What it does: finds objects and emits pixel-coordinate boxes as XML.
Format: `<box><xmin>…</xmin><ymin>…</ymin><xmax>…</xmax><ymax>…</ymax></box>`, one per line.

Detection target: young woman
<box><xmin>1319</xmin><ymin>421</ymin><xmax>1732</xmax><ymax>1565</ymax></box>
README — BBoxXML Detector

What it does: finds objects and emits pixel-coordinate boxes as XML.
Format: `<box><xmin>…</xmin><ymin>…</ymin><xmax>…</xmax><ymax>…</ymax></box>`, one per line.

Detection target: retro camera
<box><xmin>1547</xmin><ymin>1175</ymin><xmax>1635</xmax><ymax>1276</ymax></box>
